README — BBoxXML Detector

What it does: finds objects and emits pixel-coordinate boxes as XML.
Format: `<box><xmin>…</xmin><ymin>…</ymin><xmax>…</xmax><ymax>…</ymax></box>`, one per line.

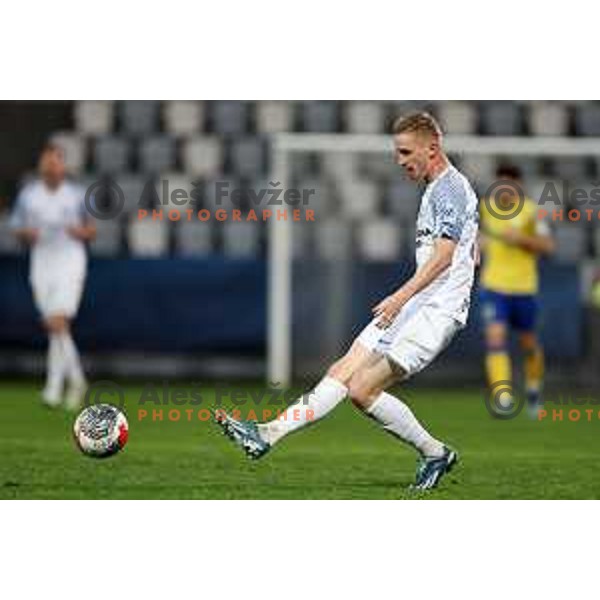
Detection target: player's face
<box><xmin>393</xmin><ymin>131</ymin><xmax>437</xmax><ymax>182</ymax></box>
<box><xmin>39</xmin><ymin>148</ymin><xmax>66</xmax><ymax>187</ymax></box>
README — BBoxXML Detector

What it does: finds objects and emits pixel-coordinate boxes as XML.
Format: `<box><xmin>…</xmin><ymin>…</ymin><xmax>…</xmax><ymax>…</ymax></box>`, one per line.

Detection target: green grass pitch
<box><xmin>1</xmin><ymin>380</ymin><xmax>598</xmax><ymax>499</ymax></box>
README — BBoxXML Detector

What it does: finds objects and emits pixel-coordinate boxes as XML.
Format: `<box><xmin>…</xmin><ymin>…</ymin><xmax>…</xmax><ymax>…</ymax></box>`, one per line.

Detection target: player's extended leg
<box><xmin>347</xmin><ymin>358</ymin><xmax>444</xmax><ymax>457</ymax></box>
<box><xmin>347</xmin><ymin>356</ymin><xmax>457</xmax><ymax>490</ymax></box>
<box><xmin>214</xmin><ymin>339</ymin><xmax>376</xmax><ymax>458</ymax></box>
<box><xmin>258</xmin><ymin>340</ymin><xmax>380</xmax><ymax>444</ymax></box>
<box><xmin>349</xmin><ymin>355</ymin><xmax>458</xmax><ymax>490</ymax></box>
<box><xmin>519</xmin><ymin>331</ymin><xmax>544</xmax><ymax>416</ymax></box>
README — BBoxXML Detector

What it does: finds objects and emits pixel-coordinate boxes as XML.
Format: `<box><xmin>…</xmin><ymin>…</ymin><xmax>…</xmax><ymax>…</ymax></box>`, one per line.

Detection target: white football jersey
<box><xmin>413</xmin><ymin>164</ymin><xmax>479</xmax><ymax>325</ymax></box>
<box><xmin>9</xmin><ymin>179</ymin><xmax>88</xmax><ymax>280</ymax></box>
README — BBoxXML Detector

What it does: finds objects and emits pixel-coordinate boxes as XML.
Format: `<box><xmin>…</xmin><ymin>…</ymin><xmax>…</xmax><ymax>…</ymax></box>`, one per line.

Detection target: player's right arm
<box><xmin>373</xmin><ymin>236</ymin><xmax>458</xmax><ymax>328</ymax></box>
<box><xmin>9</xmin><ymin>189</ymin><xmax>39</xmax><ymax>245</ymax></box>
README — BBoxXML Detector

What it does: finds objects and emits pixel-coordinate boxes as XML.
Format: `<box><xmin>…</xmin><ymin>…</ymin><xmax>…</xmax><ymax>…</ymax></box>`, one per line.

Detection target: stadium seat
<box><xmin>112</xmin><ymin>173</ymin><xmax>147</xmax><ymax>216</ymax></box>
<box><xmin>593</xmin><ymin>226</ymin><xmax>600</xmax><ymax>258</ymax></box>
<box><xmin>389</xmin><ymin>100</ymin><xmax>435</xmax><ymax>115</ymax></box>
<box><xmin>460</xmin><ymin>154</ymin><xmax>496</xmax><ymax>187</ymax></box>
<box><xmin>357</xmin><ymin>219</ymin><xmax>401</xmax><ymax>260</ymax></box>
<box><xmin>554</xmin><ymin>223</ymin><xmax>587</xmax><ymax>262</ymax></box>
<box><xmin>202</xmin><ymin>176</ymin><xmax>241</xmax><ymax>211</ymax></box>
<box><xmin>359</xmin><ymin>151</ymin><xmax>397</xmax><ymax>182</ymax></box>
<box><xmin>175</xmin><ymin>220</ymin><xmax>214</xmax><ymax>256</ymax></box>
<box><xmin>222</xmin><ymin>221</ymin><xmax>261</xmax><ymax>257</ymax></box>
<box><xmin>181</xmin><ymin>136</ymin><xmax>223</xmax><ymax>177</ymax></box>
<box><xmin>139</xmin><ymin>136</ymin><xmax>176</xmax><ymax>174</ymax></box>
<box><xmin>127</xmin><ymin>218</ymin><xmax>170</xmax><ymax>257</ymax></box>
<box><xmin>549</xmin><ymin>157</ymin><xmax>591</xmax><ymax>181</ymax></box>
<box><xmin>574</xmin><ymin>102</ymin><xmax>600</xmax><ymax>136</ymax></box>
<box><xmin>385</xmin><ymin>177</ymin><xmax>421</xmax><ymax>218</ymax></box>
<box><xmin>300</xmin><ymin>101</ymin><xmax>340</xmax><ymax>132</ymax></box>
<box><xmin>289</xmin><ymin>152</ymin><xmax>321</xmax><ymax>179</ymax></box>
<box><xmin>87</xmin><ymin>173</ymin><xmax>160</xmax><ymax>217</ymax></box>
<box><xmin>314</xmin><ymin>219</ymin><xmax>353</xmax><ymax>260</ymax></box>
<box><xmin>509</xmin><ymin>156</ymin><xmax>541</xmax><ymax>180</ymax></box>
<box><xmin>481</xmin><ymin>102</ymin><xmax>524</xmax><ymax>136</ymax></box>
<box><xmin>338</xmin><ymin>179</ymin><xmax>379</xmax><ymax>219</ymax></box>
<box><xmin>437</xmin><ymin>101</ymin><xmax>477</xmax><ymax>135</ymax></box>
<box><xmin>50</xmin><ymin>132</ymin><xmax>86</xmax><ymax>174</ymax></box>
<box><xmin>402</xmin><ymin>221</ymin><xmax>416</xmax><ymax>256</ymax></box>
<box><xmin>344</xmin><ymin>101</ymin><xmax>385</xmax><ymax>134</ymax></box>
<box><xmin>229</xmin><ymin>137</ymin><xmax>267</xmax><ymax>177</ymax></box>
<box><xmin>0</xmin><ymin>216</ymin><xmax>20</xmax><ymax>255</ymax></box>
<box><xmin>528</xmin><ymin>101</ymin><xmax>569</xmax><ymax>136</ymax></box>
<box><xmin>74</xmin><ymin>101</ymin><xmax>114</xmax><ymax>135</ymax></box>
<box><xmin>118</xmin><ymin>101</ymin><xmax>160</xmax><ymax>135</ymax></box>
<box><xmin>211</xmin><ymin>101</ymin><xmax>249</xmax><ymax>135</ymax></box>
<box><xmin>321</xmin><ymin>152</ymin><xmax>358</xmax><ymax>181</ymax></box>
<box><xmin>243</xmin><ymin>177</ymin><xmax>279</xmax><ymax>212</ymax></box>
<box><xmin>528</xmin><ymin>179</ymin><xmax>577</xmax><ymax>209</ymax></box>
<box><xmin>78</xmin><ymin>174</ymin><xmax>128</xmax><ymax>220</ymax></box>
<box><xmin>93</xmin><ymin>136</ymin><xmax>131</xmax><ymax>174</ymax></box>
<box><xmin>293</xmin><ymin>177</ymin><xmax>334</xmax><ymax>219</ymax></box>
<box><xmin>163</xmin><ymin>101</ymin><xmax>204</xmax><ymax>136</ymax></box>
<box><xmin>157</xmin><ymin>172</ymin><xmax>195</xmax><ymax>213</ymax></box>
<box><xmin>90</xmin><ymin>220</ymin><xmax>122</xmax><ymax>256</ymax></box>
<box><xmin>255</xmin><ymin>101</ymin><xmax>294</xmax><ymax>133</ymax></box>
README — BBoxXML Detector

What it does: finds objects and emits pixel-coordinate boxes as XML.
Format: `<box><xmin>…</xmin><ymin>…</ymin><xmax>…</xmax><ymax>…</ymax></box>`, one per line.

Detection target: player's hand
<box><xmin>67</xmin><ymin>225</ymin><xmax>92</xmax><ymax>241</ymax></box>
<box><xmin>17</xmin><ymin>228</ymin><xmax>40</xmax><ymax>245</ymax></box>
<box><xmin>501</xmin><ymin>228</ymin><xmax>524</xmax><ymax>245</ymax></box>
<box><xmin>373</xmin><ymin>292</ymin><xmax>408</xmax><ymax>329</ymax></box>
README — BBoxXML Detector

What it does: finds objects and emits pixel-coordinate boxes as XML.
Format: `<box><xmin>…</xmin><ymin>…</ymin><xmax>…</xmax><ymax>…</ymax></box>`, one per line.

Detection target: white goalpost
<box><xmin>268</xmin><ymin>133</ymin><xmax>600</xmax><ymax>386</ymax></box>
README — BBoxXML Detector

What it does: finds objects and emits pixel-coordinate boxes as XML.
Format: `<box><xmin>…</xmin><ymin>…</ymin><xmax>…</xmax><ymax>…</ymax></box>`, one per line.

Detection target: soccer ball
<box><xmin>73</xmin><ymin>404</ymin><xmax>129</xmax><ymax>458</ymax></box>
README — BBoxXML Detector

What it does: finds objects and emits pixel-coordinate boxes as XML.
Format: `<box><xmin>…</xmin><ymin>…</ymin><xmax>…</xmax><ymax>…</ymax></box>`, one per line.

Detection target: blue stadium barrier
<box><xmin>0</xmin><ymin>257</ymin><xmax>583</xmax><ymax>359</ymax></box>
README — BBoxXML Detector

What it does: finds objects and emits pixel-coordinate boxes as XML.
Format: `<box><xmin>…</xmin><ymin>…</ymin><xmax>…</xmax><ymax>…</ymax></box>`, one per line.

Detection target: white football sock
<box><xmin>366</xmin><ymin>391</ymin><xmax>445</xmax><ymax>458</ymax></box>
<box><xmin>44</xmin><ymin>333</ymin><xmax>65</xmax><ymax>399</ymax></box>
<box><xmin>59</xmin><ymin>332</ymin><xmax>85</xmax><ymax>385</ymax></box>
<box><xmin>258</xmin><ymin>376</ymin><xmax>347</xmax><ymax>446</ymax></box>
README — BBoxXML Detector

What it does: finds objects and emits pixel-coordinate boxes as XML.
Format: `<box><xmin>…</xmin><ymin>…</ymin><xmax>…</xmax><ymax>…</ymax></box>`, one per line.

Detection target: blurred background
<box><xmin>0</xmin><ymin>100</ymin><xmax>599</xmax><ymax>387</ymax></box>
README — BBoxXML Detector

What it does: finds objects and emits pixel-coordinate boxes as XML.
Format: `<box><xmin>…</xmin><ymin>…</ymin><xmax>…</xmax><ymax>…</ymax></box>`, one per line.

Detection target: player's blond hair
<box><xmin>392</xmin><ymin>111</ymin><xmax>443</xmax><ymax>140</ymax></box>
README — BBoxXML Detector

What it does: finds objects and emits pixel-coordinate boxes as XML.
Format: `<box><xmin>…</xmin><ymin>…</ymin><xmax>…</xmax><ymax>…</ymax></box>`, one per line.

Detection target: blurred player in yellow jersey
<box><xmin>480</xmin><ymin>165</ymin><xmax>555</xmax><ymax>416</ymax></box>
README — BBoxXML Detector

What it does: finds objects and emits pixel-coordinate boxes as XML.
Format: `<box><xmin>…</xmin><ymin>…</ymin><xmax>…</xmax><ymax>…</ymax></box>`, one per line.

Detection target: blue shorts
<box><xmin>479</xmin><ymin>289</ymin><xmax>538</xmax><ymax>332</ymax></box>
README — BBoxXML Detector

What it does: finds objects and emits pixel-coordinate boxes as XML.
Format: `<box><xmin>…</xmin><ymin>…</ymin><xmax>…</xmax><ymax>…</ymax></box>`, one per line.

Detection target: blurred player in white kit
<box><xmin>10</xmin><ymin>143</ymin><xmax>96</xmax><ymax>409</ymax></box>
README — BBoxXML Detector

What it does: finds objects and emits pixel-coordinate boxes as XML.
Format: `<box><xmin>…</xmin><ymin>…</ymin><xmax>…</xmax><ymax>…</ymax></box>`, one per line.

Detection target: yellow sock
<box><xmin>524</xmin><ymin>346</ymin><xmax>544</xmax><ymax>392</ymax></box>
<box><xmin>486</xmin><ymin>350</ymin><xmax>512</xmax><ymax>389</ymax></box>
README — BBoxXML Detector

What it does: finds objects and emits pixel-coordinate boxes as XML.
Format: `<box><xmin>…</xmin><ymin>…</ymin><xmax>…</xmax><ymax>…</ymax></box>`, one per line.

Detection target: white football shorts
<box><xmin>356</xmin><ymin>296</ymin><xmax>463</xmax><ymax>379</ymax></box>
<box><xmin>31</xmin><ymin>269</ymin><xmax>85</xmax><ymax>319</ymax></box>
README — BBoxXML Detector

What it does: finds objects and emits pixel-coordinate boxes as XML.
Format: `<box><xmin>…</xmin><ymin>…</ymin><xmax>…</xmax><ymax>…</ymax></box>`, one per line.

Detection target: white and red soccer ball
<box><xmin>73</xmin><ymin>404</ymin><xmax>129</xmax><ymax>458</ymax></box>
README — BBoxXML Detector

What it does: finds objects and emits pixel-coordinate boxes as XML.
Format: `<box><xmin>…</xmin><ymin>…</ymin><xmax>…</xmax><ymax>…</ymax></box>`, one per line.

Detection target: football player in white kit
<box><xmin>10</xmin><ymin>143</ymin><xmax>96</xmax><ymax>409</ymax></box>
<box><xmin>216</xmin><ymin>112</ymin><xmax>479</xmax><ymax>490</ymax></box>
